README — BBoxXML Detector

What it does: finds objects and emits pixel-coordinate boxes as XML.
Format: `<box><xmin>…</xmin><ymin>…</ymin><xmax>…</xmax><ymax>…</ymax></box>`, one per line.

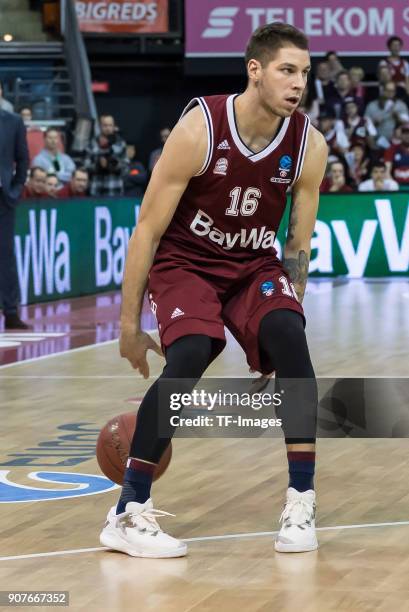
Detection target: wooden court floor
<box><xmin>1</xmin><ymin>279</ymin><xmax>409</xmax><ymax>611</ymax></box>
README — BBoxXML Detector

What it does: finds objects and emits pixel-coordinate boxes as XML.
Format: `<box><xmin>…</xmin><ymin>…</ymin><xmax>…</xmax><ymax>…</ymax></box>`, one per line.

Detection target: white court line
<box><xmin>0</xmin><ymin>329</ymin><xmax>158</xmax><ymax>371</ymax></box>
<box><xmin>0</xmin><ymin>339</ymin><xmax>118</xmax><ymax>370</ymax></box>
<box><xmin>2</xmin><ymin>519</ymin><xmax>409</xmax><ymax>561</ymax></box>
<box><xmin>2</xmin><ymin>373</ymin><xmax>404</xmax><ymax>378</ymax></box>
<box><xmin>0</xmin><ymin>547</ymin><xmax>107</xmax><ymax>561</ymax></box>
<box><xmin>0</xmin><ymin>376</ymin><xmax>143</xmax><ymax>379</ymax></box>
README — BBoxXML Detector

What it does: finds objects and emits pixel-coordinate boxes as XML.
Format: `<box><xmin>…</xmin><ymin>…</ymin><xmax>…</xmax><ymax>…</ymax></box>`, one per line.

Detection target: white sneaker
<box><xmin>100</xmin><ymin>499</ymin><xmax>187</xmax><ymax>558</ymax></box>
<box><xmin>274</xmin><ymin>488</ymin><xmax>318</xmax><ymax>553</ymax></box>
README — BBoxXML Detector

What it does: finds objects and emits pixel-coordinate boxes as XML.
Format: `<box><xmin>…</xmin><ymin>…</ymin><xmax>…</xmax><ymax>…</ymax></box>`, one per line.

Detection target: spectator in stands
<box><xmin>365</xmin><ymin>82</ymin><xmax>409</xmax><ymax>148</ymax></box>
<box><xmin>345</xmin><ymin>143</ymin><xmax>370</xmax><ymax>187</ymax></box>
<box><xmin>318</xmin><ymin>108</ymin><xmax>350</xmax><ymax>160</ymax></box>
<box><xmin>379</xmin><ymin>36</ymin><xmax>409</xmax><ymax>96</ymax></box>
<box><xmin>124</xmin><ymin>144</ymin><xmax>148</xmax><ymax>197</ymax></box>
<box><xmin>0</xmin><ymin>80</ymin><xmax>14</xmax><ymax>113</ymax></box>
<box><xmin>22</xmin><ymin>167</ymin><xmax>47</xmax><ymax>198</ymax></box>
<box><xmin>45</xmin><ymin>174</ymin><xmax>60</xmax><ymax>198</ymax></box>
<box><xmin>320</xmin><ymin>160</ymin><xmax>353</xmax><ymax>193</ymax></box>
<box><xmin>349</xmin><ymin>66</ymin><xmax>366</xmax><ymax>100</ymax></box>
<box><xmin>358</xmin><ymin>161</ymin><xmax>399</xmax><ymax>192</ymax></box>
<box><xmin>148</xmin><ymin>127</ymin><xmax>171</xmax><ymax>172</ymax></box>
<box><xmin>84</xmin><ymin>115</ymin><xmax>128</xmax><ymax>197</ymax></box>
<box><xmin>32</xmin><ymin>128</ymin><xmax>75</xmax><ymax>184</ymax></box>
<box><xmin>298</xmin><ymin>85</ymin><xmax>320</xmax><ymax>126</ymax></box>
<box><xmin>343</xmin><ymin>97</ymin><xmax>377</xmax><ymax>151</ymax></box>
<box><xmin>327</xmin><ymin>71</ymin><xmax>360</xmax><ymax>118</ymax></box>
<box><xmin>58</xmin><ymin>168</ymin><xmax>89</xmax><ymax>198</ymax></box>
<box><xmin>325</xmin><ymin>51</ymin><xmax>345</xmax><ymax>80</ymax></box>
<box><xmin>384</xmin><ymin>123</ymin><xmax>409</xmax><ymax>187</ymax></box>
<box><xmin>19</xmin><ymin>106</ymin><xmax>33</xmax><ymax>123</ymax></box>
<box><xmin>377</xmin><ymin>62</ymin><xmax>408</xmax><ymax>103</ymax></box>
<box><xmin>377</xmin><ymin>64</ymin><xmax>393</xmax><ymax>92</ymax></box>
<box><xmin>314</xmin><ymin>61</ymin><xmax>336</xmax><ymax>105</ymax></box>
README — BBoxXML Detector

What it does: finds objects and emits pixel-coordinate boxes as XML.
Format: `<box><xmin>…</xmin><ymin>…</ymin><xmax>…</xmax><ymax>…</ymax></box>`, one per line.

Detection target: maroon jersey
<box><xmin>148</xmin><ymin>94</ymin><xmax>307</xmax><ymax>370</ymax></box>
<box><xmin>154</xmin><ymin>94</ymin><xmax>310</xmax><ymax>264</ymax></box>
<box><xmin>386</xmin><ymin>57</ymin><xmax>409</xmax><ymax>87</ymax></box>
<box><xmin>384</xmin><ymin>143</ymin><xmax>409</xmax><ymax>184</ymax></box>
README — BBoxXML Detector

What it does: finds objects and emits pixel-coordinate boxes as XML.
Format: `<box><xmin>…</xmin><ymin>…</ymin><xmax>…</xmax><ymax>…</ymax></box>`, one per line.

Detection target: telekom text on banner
<box><xmin>75</xmin><ymin>0</ymin><xmax>168</xmax><ymax>34</ymax></box>
<box><xmin>185</xmin><ymin>0</ymin><xmax>409</xmax><ymax>57</ymax></box>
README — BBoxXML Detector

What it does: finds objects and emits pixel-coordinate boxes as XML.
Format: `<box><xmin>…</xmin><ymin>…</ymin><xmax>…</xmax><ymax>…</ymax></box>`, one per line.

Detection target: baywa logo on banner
<box><xmin>15</xmin><ymin>209</ymin><xmax>71</xmax><ymax>305</ymax></box>
<box><xmin>275</xmin><ymin>198</ymin><xmax>409</xmax><ymax>277</ymax></box>
<box><xmin>14</xmin><ymin>204</ymin><xmax>139</xmax><ymax>304</ymax></box>
<box><xmin>202</xmin><ymin>7</ymin><xmax>240</xmax><ymax>38</ymax></box>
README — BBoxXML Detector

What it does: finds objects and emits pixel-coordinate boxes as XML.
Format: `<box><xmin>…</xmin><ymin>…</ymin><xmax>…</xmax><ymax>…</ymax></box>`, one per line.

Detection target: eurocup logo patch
<box><xmin>279</xmin><ymin>155</ymin><xmax>292</xmax><ymax>177</ymax></box>
<box><xmin>0</xmin><ymin>470</ymin><xmax>118</xmax><ymax>503</ymax></box>
<box><xmin>260</xmin><ymin>281</ymin><xmax>275</xmax><ymax>297</ymax></box>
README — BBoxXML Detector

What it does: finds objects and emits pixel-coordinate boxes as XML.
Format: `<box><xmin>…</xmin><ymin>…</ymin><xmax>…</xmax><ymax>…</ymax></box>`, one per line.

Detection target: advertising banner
<box><xmin>14</xmin><ymin>198</ymin><xmax>140</xmax><ymax>305</ymax></box>
<box><xmin>276</xmin><ymin>193</ymin><xmax>409</xmax><ymax>278</ymax></box>
<box><xmin>185</xmin><ymin>0</ymin><xmax>409</xmax><ymax>57</ymax></box>
<box><xmin>14</xmin><ymin>194</ymin><xmax>408</xmax><ymax>304</ymax></box>
<box><xmin>75</xmin><ymin>0</ymin><xmax>169</xmax><ymax>34</ymax></box>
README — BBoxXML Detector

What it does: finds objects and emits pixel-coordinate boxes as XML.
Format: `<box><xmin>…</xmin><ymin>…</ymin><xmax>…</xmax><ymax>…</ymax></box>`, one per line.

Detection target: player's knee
<box><xmin>164</xmin><ymin>334</ymin><xmax>212</xmax><ymax>378</ymax></box>
<box><xmin>259</xmin><ymin>309</ymin><xmax>306</xmax><ymax>351</ymax></box>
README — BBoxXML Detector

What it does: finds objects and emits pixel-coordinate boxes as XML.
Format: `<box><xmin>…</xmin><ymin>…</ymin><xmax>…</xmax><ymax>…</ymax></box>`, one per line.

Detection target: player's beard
<box><xmin>257</xmin><ymin>79</ymin><xmax>297</xmax><ymax>119</ymax></box>
<box><xmin>263</xmin><ymin>96</ymin><xmax>294</xmax><ymax>119</ymax></box>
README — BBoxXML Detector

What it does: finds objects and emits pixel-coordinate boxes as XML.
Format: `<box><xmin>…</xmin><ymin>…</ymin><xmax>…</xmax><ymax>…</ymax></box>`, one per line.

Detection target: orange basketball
<box><xmin>96</xmin><ymin>412</ymin><xmax>172</xmax><ymax>485</ymax></box>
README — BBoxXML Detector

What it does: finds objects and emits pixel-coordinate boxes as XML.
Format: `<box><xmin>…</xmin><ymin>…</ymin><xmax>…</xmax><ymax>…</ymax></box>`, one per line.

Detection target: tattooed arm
<box><xmin>283</xmin><ymin>126</ymin><xmax>328</xmax><ymax>303</ymax></box>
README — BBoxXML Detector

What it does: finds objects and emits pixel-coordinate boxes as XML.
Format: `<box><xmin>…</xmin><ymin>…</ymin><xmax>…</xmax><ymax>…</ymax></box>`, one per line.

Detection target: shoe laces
<box><xmin>117</xmin><ymin>506</ymin><xmax>175</xmax><ymax>535</ymax></box>
<box><xmin>279</xmin><ymin>498</ymin><xmax>315</xmax><ymax>528</ymax></box>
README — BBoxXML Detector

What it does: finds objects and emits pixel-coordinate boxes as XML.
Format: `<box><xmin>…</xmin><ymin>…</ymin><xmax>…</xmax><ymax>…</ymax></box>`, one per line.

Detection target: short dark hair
<box><xmin>319</xmin><ymin>107</ymin><xmax>336</xmax><ymax>120</ymax></box>
<box><xmin>245</xmin><ymin>22</ymin><xmax>309</xmax><ymax>67</ymax></box>
<box><xmin>325</xmin><ymin>51</ymin><xmax>338</xmax><ymax>60</ymax></box>
<box><xmin>30</xmin><ymin>166</ymin><xmax>47</xmax><ymax>179</ymax></box>
<box><xmin>45</xmin><ymin>127</ymin><xmax>59</xmax><ymax>136</ymax></box>
<box><xmin>387</xmin><ymin>36</ymin><xmax>403</xmax><ymax>49</ymax></box>
<box><xmin>372</xmin><ymin>161</ymin><xmax>386</xmax><ymax>171</ymax></box>
<box><xmin>336</xmin><ymin>70</ymin><xmax>350</xmax><ymax>81</ymax></box>
<box><xmin>351</xmin><ymin>142</ymin><xmax>365</xmax><ymax>151</ymax></box>
<box><xmin>72</xmin><ymin>167</ymin><xmax>89</xmax><ymax>178</ymax></box>
<box><xmin>330</xmin><ymin>160</ymin><xmax>345</xmax><ymax>172</ymax></box>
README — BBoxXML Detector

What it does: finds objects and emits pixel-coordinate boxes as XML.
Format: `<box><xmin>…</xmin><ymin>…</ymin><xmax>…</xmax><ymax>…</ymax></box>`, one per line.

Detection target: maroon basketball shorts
<box><xmin>148</xmin><ymin>257</ymin><xmax>305</xmax><ymax>374</ymax></box>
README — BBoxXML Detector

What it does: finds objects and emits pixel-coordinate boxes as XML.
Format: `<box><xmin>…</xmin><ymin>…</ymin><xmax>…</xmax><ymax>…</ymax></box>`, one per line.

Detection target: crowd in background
<box><xmin>0</xmin><ymin>81</ymin><xmax>171</xmax><ymax>200</ymax></box>
<box><xmin>4</xmin><ymin>35</ymin><xmax>409</xmax><ymax>199</ymax></box>
<box><xmin>12</xmin><ymin>110</ymin><xmax>171</xmax><ymax>200</ymax></box>
<box><xmin>303</xmin><ymin>36</ymin><xmax>409</xmax><ymax>193</ymax></box>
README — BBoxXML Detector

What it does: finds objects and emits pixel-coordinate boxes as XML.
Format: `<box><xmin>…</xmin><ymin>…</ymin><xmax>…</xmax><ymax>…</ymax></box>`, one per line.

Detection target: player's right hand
<box><xmin>119</xmin><ymin>329</ymin><xmax>163</xmax><ymax>379</ymax></box>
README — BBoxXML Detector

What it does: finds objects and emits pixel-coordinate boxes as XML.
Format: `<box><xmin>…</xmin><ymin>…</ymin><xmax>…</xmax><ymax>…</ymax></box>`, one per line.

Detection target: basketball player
<box><xmin>100</xmin><ymin>23</ymin><xmax>328</xmax><ymax>558</ymax></box>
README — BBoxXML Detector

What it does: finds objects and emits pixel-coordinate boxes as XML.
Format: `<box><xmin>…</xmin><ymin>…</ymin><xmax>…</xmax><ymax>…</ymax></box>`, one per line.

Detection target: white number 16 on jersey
<box><xmin>226</xmin><ymin>187</ymin><xmax>261</xmax><ymax>217</ymax></box>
